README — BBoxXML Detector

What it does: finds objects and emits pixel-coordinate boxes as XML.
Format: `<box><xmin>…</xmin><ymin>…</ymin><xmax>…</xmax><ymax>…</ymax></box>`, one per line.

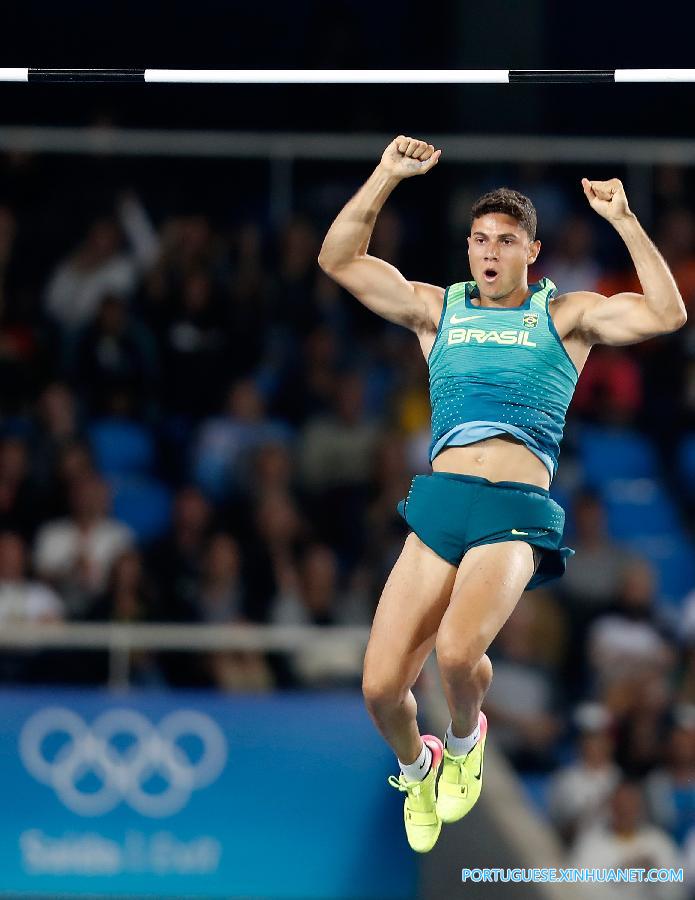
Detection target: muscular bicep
<box><xmin>320</xmin><ymin>253</ymin><xmax>443</xmax><ymax>332</ymax></box>
<box><xmin>576</xmin><ymin>292</ymin><xmax>672</xmax><ymax>346</ymax></box>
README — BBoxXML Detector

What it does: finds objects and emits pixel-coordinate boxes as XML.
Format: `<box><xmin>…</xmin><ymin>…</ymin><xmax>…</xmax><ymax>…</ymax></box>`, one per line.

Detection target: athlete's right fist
<box><xmin>379</xmin><ymin>136</ymin><xmax>441</xmax><ymax>179</ymax></box>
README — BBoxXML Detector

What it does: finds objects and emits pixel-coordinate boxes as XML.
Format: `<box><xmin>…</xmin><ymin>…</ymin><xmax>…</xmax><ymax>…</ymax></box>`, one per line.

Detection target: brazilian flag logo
<box><xmin>523</xmin><ymin>313</ymin><xmax>539</xmax><ymax>328</ymax></box>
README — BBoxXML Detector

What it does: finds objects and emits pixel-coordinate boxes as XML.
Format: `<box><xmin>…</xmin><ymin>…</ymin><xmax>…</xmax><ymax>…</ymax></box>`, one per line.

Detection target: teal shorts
<box><xmin>396</xmin><ymin>472</ymin><xmax>574</xmax><ymax>590</ymax></box>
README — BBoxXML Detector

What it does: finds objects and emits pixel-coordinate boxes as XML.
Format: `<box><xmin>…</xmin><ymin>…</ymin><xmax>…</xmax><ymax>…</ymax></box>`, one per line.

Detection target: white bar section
<box><xmin>0</xmin><ymin>622</ymin><xmax>370</xmax><ymax>654</ymax></box>
<box><xmin>2</xmin><ymin>127</ymin><xmax>695</xmax><ymax>165</ymax></box>
<box><xmin>616</xmin><ymin>68</ymin><xmax>695</xmax><ymax>82</ymax></box>
<box><xmin>145</xmin><ymin>68</ymin><xmax>510</xmax><ymax>84</ymax></box>
<box><xmin>0</xmin><ymin>67</ymin><xmax>28</xmax><ymax>82</ymax></box>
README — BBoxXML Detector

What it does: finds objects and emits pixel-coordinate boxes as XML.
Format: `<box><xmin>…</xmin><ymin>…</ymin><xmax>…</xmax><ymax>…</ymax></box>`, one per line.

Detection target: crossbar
<box><xmin>0</xmin><ymin>68</ymin><xmax>694</xmax><ymax>84</ymax></box>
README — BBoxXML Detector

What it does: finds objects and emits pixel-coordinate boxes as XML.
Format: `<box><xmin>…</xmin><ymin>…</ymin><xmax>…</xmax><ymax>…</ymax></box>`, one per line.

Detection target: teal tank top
<box><xmin>428</xmin><ymin>278</ymin><xmax>578</xmax><ymax>478</ymax></box>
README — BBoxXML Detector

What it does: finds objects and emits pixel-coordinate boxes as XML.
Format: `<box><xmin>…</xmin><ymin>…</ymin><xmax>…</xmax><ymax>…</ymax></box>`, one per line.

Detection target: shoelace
<box><xmin>387</xmin><ymin>774</ymin><xmax>424</xmax><ymax>797</ymax></box>
<box><xmin>444</xmin><ymin>749</ymin><xmax>471</xmax><ymax>783</ymax></box>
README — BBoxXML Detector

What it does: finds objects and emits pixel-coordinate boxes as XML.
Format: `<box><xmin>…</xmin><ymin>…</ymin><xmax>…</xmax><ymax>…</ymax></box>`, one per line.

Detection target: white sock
<box><xmin>398</xmin><ymin>741</ymin><xmax>432</xmax><ymax>782</ymax></box>
<box><xmin>445</xmin><ymin>720</ymin><xmax>481</xmax><ymax>757</ymax></box>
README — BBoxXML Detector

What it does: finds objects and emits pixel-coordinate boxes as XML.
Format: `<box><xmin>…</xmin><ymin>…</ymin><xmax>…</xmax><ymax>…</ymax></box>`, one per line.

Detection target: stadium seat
<box><xmin>600</xmin><ymin>478</ymin><xmax>681</xmax><ymax>540</ymax></box>
<box><xmin>677</xmin><ymin>433</ymin><xmax>695</xmax><ymax>497</ymax></box>
<box><xmin>626</xmin><ymin>534</ymin><xmax>695</xmax><ymax>612</ymax></box>
<box><xmin>576</xmin><ymin>425</ymin><xmax>660</xmax><ymax>487</ymax></box>
<box><xmin>88</xmin><ymin>419</ymin><xmax>155</xmax><ymax>476</ymax></box>
<box><xmin>106</xmin><ymin>474</ymin><xmax>172</xmax><ymax>543</ymax></box>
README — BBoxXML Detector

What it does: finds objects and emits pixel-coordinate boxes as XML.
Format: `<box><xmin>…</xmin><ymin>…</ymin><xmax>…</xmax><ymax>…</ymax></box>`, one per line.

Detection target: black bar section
<box><xmin>28</xmin><ymin>69</ymin><xmax>145</xmax><ymax>83</ymax></box>
<box><xmin>509</xmin><ymin>70</ymin><xmax>615</xmax><ymax>84</ymax></box>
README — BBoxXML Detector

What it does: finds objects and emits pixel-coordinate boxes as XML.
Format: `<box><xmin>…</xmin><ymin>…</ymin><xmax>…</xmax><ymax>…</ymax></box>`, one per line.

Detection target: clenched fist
<box><xmin>582</xmin><ymin>177</ymin><xmax>632</xmax><ymax>222</ymax></box>
<box><xmin>380</xmin><ymin>135</ymin><xmax>442</xmax><ymax>180</ymax></box>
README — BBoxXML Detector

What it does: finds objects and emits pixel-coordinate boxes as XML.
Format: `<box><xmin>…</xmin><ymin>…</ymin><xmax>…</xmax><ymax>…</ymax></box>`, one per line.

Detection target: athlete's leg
<box><xmin>362</xmin><ymin>532</ymin><xmax>457</xmax><ymax>766</ymax></box>
<box><xmin>435</xmin><ymin>541</ymin><xmax>538</xmax><ymax>737</ymax></box>
<box><xmin>433</xmin><ymin>540</ymin><xmax>538</xmax><ymax>824</ymax></box>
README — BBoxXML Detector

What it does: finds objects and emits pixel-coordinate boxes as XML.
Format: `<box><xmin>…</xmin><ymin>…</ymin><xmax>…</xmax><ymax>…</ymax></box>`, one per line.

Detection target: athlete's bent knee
<box><xmin>435</xmin><ymin>632</ymin><xmax>484</xmax><ymax>679</ymax></box>
<box><xmin>362</xmin><ymin>671</ymin><xmax>409</xmax><ymax>716</ymax></box>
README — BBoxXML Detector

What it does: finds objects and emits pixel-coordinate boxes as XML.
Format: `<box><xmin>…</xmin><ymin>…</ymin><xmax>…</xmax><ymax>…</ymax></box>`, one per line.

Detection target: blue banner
<box><xmin>0</xmin><ymin>688</ymin><xmax>417</xmax><ymax>898</ymax></box>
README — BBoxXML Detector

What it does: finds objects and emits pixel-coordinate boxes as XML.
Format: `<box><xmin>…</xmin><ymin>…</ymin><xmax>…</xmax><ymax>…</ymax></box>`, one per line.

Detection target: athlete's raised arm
<box><xmin>318</xmin><ymin>136</ymin><xmax>444</xmax><ymax>334</ymax></box>
<box><xmin>565</xmin><ymin>178</ymin><xmax>687</xmax><ymax>346</ymax></box>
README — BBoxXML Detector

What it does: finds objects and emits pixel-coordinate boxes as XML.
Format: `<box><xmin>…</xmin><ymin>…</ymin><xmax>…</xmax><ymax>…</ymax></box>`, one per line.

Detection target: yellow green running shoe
<box><xmin>436</xmin><ymin>712</ymin><xmax>488</xmax><ymax>824</ymax></box>
<box><xmin>387</xmin><ymin>735</ymin><xmax>444</xmax><ymax>853</ymax></box>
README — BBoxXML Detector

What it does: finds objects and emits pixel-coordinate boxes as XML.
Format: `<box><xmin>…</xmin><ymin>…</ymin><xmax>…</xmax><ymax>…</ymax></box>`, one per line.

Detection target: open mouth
<box><xmin>483</xmin><ymin>268</ymin><xmax>498</xmax><ymax>282</ymax></box>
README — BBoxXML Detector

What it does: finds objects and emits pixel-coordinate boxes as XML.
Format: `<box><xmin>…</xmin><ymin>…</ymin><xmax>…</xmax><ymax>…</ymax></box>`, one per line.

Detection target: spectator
<box><xmin>570</xmin><ymin>781</ymin><xmax>686</xmax><ymax>898</ymax></box>
<box><xmin>572</xmin><ymin>345</ymin><xmax>643</xmax><ymax>426</ymax></box>
<box><xmin>674</xmin><ymin>314</ymin><xmax>695</xmax><ymax>434</ymax></box>
<box><xmin>0</xmin><ymin>531</ymin><xmax>63</xmax><ymax>624</ymax></box>
<box><xmin>67</xmin><ymin>294</ymin><xmax>160</xmax><ymax>418</ymax></box>
<box><xmin>147</xmin><ymin>486</ymin><xmax>213</xmax><ymax>622</ymax></box>
<box><xmin>560</xmin><ymin>490</ymin><xmax>636</xmax><ymax>698</ymax></box>
<box><xmin>680</xmin><ymin>597</ymin><xmax>695</xmax><ymax>704</ymax></box>
<box><xmin>163</xmin><ymin>215</ymin><xmax>220</xmax><ymax>281</ymax></box>
<box><xmin>225</xmin><ymin>222</ymin><xmax>274</xmax><ymax>378</ymax></box>
<box><xmin>29</xmin><ymin>383</ymin><xmax>83</xmax><ymax>494</ymax></box>
<box><xmin>44</xmin><ymin>194</ymin><xmax>158</xmax><ymax>334</ymax></box>
<box><xmin>484</xmin><ymin>598</ymin><xmax>564</xmax><ymax>771</ymax></box>
<box><xmin>197</xmin><ymin>532</ymin><xmax>246</xmax><ymax>623</ymax></box>
<box><xmin>297</xmin><ymin>370</ymin><xmax>382</xmax><ymax>566</ymax></box>
<box><xmin>269</xmin><ymin>324</ymin><xmax>342</xmax><ymax>427</ymax></box>
<box><xmin>244</xmin><ymin>441</ymin><xmax>296</xmax><ymax>505</ymax></box>
<box><xmin>272</xmin><ymin>216</ymin><xmax>321</xmax><ymax>334</ymax></box>
<box><xmin>33</xmin><ymin>472</ymin><xmax>134</xmax><ymax>616</ymax></box>
<box><xmin>0</xmin><ymin>205</ymin><xmax>17</xmax><ymax>311</ymax></box>
<box><xmin>683</xmin><ymin>825</ymin><xmax>695</xmax><ymax>890</ymax></box>
<box><xmin>270</xmin><ymin>542</ymin><xmax>366</xmax><ymax>686</ymax></box>
<box><xmin>192</xmin><ymin>378</ymin><xmax>293</xmax><ymax>503</ymax></box>
<box><xmin>655</xmin><ymin>209</ymin><xmax>695</xmax><ymax>310</ymax></box>
<box><xmin>37</xmin><ymin>439</ymin><xmax>96</xmax><ymax>522</ymax></box>
<box><xmin>594</xmin><ymin>208</ymin><xmax>695</xmax><ymax>311</ymax></box>
<box><xmin>645</xmin><ymin>709</ymin><xmax>695</xmax><ymax>845</ymax></box>
<box><xmin>197</xmin><ymin>532</ymin><xmax>274</xmax><ymax>692</ymax></box>
<box><xmin>562</xmin><ymin>491</ymin><xmax>635</xmax><ymax>614</ymax></box>
<box><xmin>160</xmin><ymin>269</ymin><xmax>230</xmax><ymax>417</ymax></box>
<box><xmin>388</xmin><ymin>333</ymin><xmax>433</xmax><ymax>471</ymax></box>
<box><xmin>363</xmin><ymin>431</ymin><xmax>414</xmax><ymax>593</ymax></box>
<box><xmin>244</xmin><ymin>488</ymin><xmax>310</xmax><ymax>618</ymax></box>
<box><xmin>88</xmin><ymin>547</ymin><xmax>155</xmax><ymax>623</ymax></box>
<box><xmin>587</xmin><ymin>559</ymin><xmax>675</xmax><ymax>695</ymax></box>
<box><xmin>613</xmin><ymin>675</ymin><xmax>674</xmax><ymax>780</ymax></box>
<box><xmin>0</xmin><ymin>206</ymin><xmax>37</xmax><ymax>411</ymax></box>
<box><xmin>0</xmin><ymin>531</ymin><xmax>64</xmax><ymax>682</ymax></box>
<box><xmin>83</xmin><ymin>548</ymin><xmax>163</xmax><ymax>686</ymax></box>
<box><xmin>548</xmin><ymin>703</ymin><xmax>621</xmax><ymax>844</ymax></box>
<box><xmin>0</xmin><ymin>435</ymin><xmax>37</xmax><ymax>538</ymax></box>
<box><xmin>544</xmin><ymin>215</ymin><xmax>602</xmax><ymax>294</ymax></box>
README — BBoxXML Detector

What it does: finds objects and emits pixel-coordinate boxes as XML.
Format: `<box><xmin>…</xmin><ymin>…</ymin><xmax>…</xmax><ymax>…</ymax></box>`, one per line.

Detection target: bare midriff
<box><xmin>431</xmin><ymin>434</ymin><xmax>551</xmax><ymax>490</ymax></box>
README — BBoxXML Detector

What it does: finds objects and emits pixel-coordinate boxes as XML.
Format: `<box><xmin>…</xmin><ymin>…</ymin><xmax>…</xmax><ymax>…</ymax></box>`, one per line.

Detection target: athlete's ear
<box><xmin>528</xmin><ymin>239</ymin><xmax>541</xmax><ymax>265</ymax></box>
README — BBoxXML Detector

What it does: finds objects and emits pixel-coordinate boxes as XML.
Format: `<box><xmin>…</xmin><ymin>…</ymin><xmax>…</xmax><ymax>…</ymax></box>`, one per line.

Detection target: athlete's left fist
<box><xmin>581</xmin><ymin>177</ymin><xmax>632</xmax><ymax>222</ymax></box>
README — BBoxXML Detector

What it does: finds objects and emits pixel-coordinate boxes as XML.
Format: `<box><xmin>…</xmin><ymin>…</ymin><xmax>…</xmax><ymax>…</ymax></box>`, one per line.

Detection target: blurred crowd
<box><xmin>1</xmin><ymin>153</ymin><xmax>695</xmax><ymax>877</ymax></box>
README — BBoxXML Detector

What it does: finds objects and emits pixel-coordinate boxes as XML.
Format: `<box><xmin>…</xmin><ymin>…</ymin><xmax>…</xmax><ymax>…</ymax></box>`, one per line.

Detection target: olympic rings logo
<box><xmin>19</xmin><ymin>707</ymin><xmax>228</xmax><ymax>818</ymax></box>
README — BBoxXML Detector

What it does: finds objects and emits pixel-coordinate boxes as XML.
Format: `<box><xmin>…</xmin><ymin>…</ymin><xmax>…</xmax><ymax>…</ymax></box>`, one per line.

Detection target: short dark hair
<box><xmin>470</xmin><ymin>188</ymin><xmax>537</xmax><ymax>241</ymax></box>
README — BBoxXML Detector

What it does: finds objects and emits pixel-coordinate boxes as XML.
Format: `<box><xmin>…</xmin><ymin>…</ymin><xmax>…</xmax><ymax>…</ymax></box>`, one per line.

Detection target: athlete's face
<box><xmin>467</xmin><ymin>213</ymin><xmax>541</xmax><ymax>300</ymax></box>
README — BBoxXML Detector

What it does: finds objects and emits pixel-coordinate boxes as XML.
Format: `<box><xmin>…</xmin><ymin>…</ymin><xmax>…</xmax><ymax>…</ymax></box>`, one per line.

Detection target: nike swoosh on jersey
<box><xmin>449</xmin><ymin>314</ymin><xmax>484</xmax><ymax>325</ymax></box>
<box><xmin>511</xmin><ymin>529</ymin><xmax>529</xmax><ymax>535</ymax></box>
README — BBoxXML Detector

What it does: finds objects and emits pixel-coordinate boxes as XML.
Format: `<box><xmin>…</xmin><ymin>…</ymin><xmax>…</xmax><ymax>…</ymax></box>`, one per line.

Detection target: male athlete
<box><xmin>318</xmin><ymin>136</ymin><xmax>686</xmax><ymax>853</ymax></box>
